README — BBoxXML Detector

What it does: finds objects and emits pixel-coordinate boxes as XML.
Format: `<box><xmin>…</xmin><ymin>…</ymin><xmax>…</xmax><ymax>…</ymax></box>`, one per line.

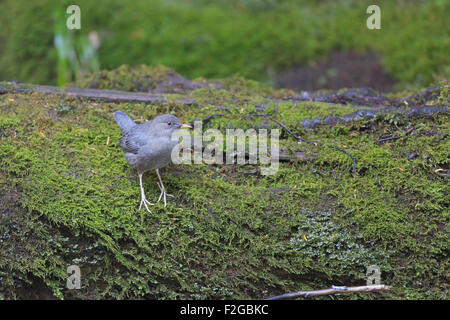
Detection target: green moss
<box><xmin>70</xmin><ymin>64</ymin><xmax>174</xmax><ymax>92</ymax></box>
<box><xmin>0</xmin><ymin>68</ymin><xmax>449</xmax><ymax>299</ymax></box>
<box><xmin>440</xmin><ymin>84</ymin><xmax>450</xmax><ymax>103</ymax></box>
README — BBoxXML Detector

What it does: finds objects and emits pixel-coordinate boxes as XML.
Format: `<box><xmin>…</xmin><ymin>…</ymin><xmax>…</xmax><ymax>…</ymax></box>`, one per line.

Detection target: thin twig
<box><xmin>191</xmin><ymin>113</ymin><xmax>225</xmax><ymax>127</ymax></box>
<box><xmin>374</xmin><ymin>126</ymin><xmax>420</xmax><ymax>144</ymax></box>
<box><xmin>265</xmin><ymin>284</ymin><xmax>392</xmax><ymax>300</ymax></box>
<box><xmin>373</xmin><ymin>135</ymin><xmax>402</xmax><ymax>143</ymax></box>
<box><xmin>249</xmin><ymin>114</ymin><xmax>358</xmax><ymax>180</ymax></box>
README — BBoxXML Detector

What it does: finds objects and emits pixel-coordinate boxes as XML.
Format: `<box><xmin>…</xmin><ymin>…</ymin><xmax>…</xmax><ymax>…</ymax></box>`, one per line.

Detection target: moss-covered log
<box><xmin>0</xmin><ymin>66</ymin><xmax>448</xmax><ymax>300</ymax></box>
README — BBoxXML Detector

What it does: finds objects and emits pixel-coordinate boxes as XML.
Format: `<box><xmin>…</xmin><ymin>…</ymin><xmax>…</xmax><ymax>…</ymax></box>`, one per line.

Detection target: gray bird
<box><xmin>114</xmin><ymin>111</ymin><xmax>192</xmax><ymax>213</ymax></box>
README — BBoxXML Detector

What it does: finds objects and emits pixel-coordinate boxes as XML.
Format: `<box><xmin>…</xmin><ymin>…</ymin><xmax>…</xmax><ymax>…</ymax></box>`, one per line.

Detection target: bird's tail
<box><xmin>113</xmin><ymin>111</ymin><xmax>135</xmax><ymax>133</ymax></box>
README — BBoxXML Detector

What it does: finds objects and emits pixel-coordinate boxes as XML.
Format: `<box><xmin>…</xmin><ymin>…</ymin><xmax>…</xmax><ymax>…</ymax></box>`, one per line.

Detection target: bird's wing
<box><xmin>118</xmin><ymin>131</ymin><xmax>145</xmax><ymax>154</ymax></box>
<box><xmin>118</xmin><ymin>122</ymin><xmax>152</xmax><ymax>154</ymax></box>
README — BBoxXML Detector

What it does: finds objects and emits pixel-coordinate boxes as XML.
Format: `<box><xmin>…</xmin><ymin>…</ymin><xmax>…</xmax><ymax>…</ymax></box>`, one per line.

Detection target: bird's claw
<box><xmin>157</xmin><ymin>182</ymin><xmax>173</xmax><ymax>207</ymax></box>
<box><xmin>138</xmin><ymin>197</ymin><xmax>154</xmax><ymax>213</ymax></box>
<box><xmin>157</xmin><ymin>191</ymin><xmax>173</xmax><ymax>207</ymax></box>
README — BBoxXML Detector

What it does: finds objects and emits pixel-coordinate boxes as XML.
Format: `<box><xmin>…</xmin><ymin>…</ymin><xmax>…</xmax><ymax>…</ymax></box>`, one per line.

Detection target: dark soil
<box><xmin>272</xmin><ymin>51</ymin><xmax>396</xmax><ymax>93</ymax></box>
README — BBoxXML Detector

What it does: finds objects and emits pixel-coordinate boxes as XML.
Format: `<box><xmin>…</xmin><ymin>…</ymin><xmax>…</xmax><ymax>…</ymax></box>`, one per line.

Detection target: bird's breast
<box><xmin>125</xmin><ymin>138</ymin><xmax>177</xmax><ymax>171</ymax></box>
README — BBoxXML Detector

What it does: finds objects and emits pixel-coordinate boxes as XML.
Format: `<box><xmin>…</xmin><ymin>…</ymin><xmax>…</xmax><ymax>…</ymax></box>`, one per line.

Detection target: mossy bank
<box><xmin>0</xmin><ymin>65</ymin><xmax>448</xmax><ymax>299</ymax></box>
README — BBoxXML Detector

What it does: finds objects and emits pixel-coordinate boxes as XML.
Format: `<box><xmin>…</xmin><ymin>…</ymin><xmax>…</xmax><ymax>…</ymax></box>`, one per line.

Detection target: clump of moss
<box><xmin>71</xmin><ymin>64</ymin><xmax>174</xmax><ymax>92</ymax></box>
<box><xmin>439</xmin><ymin>84</ymin><xmax>450</xmax><ymax>104</ymax></box>
<box><xmin>288</xmin><ymin>209</ymin><xmax>392</xmax><ymax>279</ymax></box>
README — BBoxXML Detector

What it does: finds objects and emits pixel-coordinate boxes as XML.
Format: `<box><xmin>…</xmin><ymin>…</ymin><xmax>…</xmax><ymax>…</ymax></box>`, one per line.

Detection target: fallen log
<box><xmin>0</xmin><ymin>81</ymin><xmax>196</xmax><ymax>105</ymax></box>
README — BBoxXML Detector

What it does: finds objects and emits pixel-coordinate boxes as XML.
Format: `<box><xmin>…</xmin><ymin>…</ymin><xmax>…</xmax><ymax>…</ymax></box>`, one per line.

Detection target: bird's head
<box><xmin>149</xmin><ymin>114</ymin><xmax>192</xmax><ymax>137</ymax></box>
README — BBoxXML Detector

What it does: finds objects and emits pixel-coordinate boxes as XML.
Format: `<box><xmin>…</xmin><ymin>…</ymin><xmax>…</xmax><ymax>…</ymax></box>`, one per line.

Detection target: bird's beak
<box><xmin>180</xmin><ymin>124</ymin><xmax>192</xmax><ymax>129</ymax></box>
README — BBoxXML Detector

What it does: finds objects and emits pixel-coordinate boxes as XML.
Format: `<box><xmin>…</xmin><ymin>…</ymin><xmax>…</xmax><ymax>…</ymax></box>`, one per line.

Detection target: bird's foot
<box><xmin>157</xmin><ymin>182</ymin><xmax>173</xmax><ymax>207</ymax></box>
<box><xmin>138</xmin><ymin>196</ymin><xmax>154</xmax><ymax>213</ymax></box>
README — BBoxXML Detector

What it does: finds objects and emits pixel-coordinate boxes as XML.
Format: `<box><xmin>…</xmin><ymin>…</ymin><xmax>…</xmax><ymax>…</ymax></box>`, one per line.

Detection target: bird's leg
<box><xmin>138</xmin><ymin>172</ymin><xmax>153</xmax><ymax>213</ymax></box>
<box><xmin>155</xmin><ymin>168</ymin><xmax>173</xmax><ymax>207</ymax></box>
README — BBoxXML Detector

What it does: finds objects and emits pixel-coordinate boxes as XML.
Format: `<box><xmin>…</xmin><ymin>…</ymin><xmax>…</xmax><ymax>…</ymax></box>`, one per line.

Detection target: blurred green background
<box><xmin>0</xmin><ymin>0</ymin><xmax>448</xmax><ymax>91</ymax></box>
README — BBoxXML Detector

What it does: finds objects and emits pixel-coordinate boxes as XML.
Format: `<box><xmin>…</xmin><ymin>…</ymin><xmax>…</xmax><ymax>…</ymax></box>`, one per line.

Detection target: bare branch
<box><xmin>265</xmin><ymin>285</ymin><xmax>392</xmax><ymax>300</ymax></box>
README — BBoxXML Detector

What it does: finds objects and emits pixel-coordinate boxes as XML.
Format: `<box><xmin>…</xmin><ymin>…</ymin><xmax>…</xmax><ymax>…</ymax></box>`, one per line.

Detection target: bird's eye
<box><xmin>167</xmin><ymin>122</ymin><xmax>172</xmax><ymax>126</ymax></box>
